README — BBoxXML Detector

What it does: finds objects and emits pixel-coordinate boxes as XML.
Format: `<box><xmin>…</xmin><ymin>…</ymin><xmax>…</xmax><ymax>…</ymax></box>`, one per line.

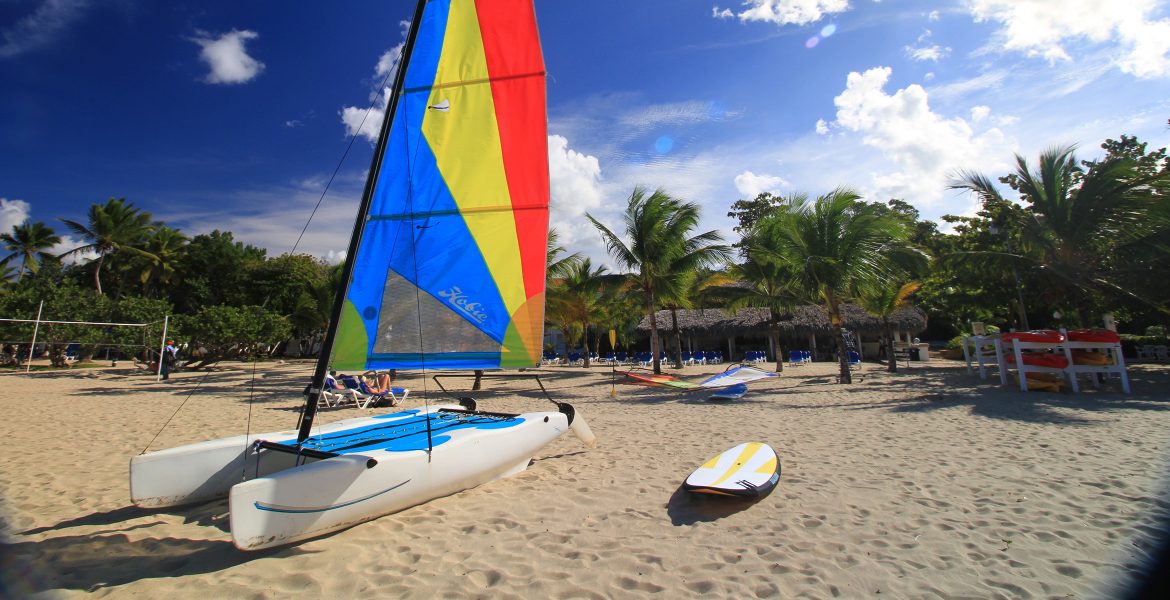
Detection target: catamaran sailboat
<box><xmin>129</xmin><ymin>0</ymin><xmax>594</xmax><ymax>551</ymax></box>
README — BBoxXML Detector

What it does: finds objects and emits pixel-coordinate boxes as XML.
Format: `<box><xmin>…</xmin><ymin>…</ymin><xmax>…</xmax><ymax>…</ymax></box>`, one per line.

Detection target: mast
<box><xmin>297</xmin><ymin>0</ymin><xmax>428</xmax><ymax>444</ymax></box>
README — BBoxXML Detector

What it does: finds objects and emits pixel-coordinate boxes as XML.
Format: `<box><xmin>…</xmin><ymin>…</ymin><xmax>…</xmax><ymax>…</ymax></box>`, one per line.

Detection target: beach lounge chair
<box><xmin>323</xmin><ymin>377</ymin><xmax>359</xmax><ymax>408</ymax></box>
<box><xmin>353</xmin><ymin>372</ymin><xmax>412</xmax><ymax>409</ymax></box>
<box><xmin>356</xmin><ymin>385</ymin><xmax>409</xmax><ymax>409</ymax></box>
<box><xmin>847</xmin><ymin>350</ymin><xmax>862</xmax><ymax>369</ymax></box>
<box><xmin>788</xmin><ymin>350</ymin><xmax>803</xmax><ymax>367</ymax></box>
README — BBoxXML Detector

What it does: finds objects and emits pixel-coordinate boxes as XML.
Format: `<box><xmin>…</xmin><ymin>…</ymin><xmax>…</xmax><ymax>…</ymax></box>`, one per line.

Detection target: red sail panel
<box><xmin>476</xmin><ymin>0</ymin><xmax>549</xmax><ymax>301</ymax></box>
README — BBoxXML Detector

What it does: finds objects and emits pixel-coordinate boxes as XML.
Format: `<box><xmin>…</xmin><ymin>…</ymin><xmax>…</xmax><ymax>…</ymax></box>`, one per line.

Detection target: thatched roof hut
<box><xmin>637</xmin><ymin>304</ymin><xmax>927</xmax><ymax>336</ymax></box>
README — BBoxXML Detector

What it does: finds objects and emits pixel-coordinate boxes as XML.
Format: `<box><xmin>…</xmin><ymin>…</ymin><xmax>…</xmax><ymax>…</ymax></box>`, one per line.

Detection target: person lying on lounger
<box><xmin>363</xmin><ymin>371</ymin><xmax>394</xmax><ymax>394</ymax></box>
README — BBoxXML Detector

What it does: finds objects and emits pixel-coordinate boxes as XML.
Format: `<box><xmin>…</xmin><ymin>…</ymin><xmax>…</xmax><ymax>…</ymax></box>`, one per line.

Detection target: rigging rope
<box><xmin>286</xmin><ymin>62</ymin><xmax>399</xmax><ymax>257</ymax></box>
<box><xmin>242</xmin><ymin>357</ymin><xmax>258</xmax><ymax>481</ymax></box>
<box><xmin>139</xmin><ymin>367</ymin><xmax>216</xmax><ymax>455</ymax></box>
<box><xmin>141</xmin><ymin>37</ymin><xmax>403</xmax><ymax>452</ymax></box>
<box><xmin>403</xmin><ymin>76</ymin><xmax>435</xmax><ymax>459</ymax></box>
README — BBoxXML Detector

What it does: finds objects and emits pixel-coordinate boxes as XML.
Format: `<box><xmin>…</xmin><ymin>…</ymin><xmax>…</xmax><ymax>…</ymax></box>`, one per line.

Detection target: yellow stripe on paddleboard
<box><xmin>755</xmin><ymin>457</ymin><xmax>777</xmax><ymax>475</ymax></box>
<box><xmin>709</xmin><ymin>442</ymin><xmax>763</xmax><ymax>487</ymax></box>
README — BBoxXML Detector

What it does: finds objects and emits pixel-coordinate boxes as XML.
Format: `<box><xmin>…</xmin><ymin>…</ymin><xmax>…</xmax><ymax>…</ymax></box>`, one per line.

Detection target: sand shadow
<box><xmin>1</xmin><ymin>531</ymin><xmax>303</xmax><ymax>594</ymax></box>
<box><xmin>21</xmin><ymin>505</ymin><xmax>176</xmax><ymax>535</ymax></box>
<box><xmin>666</xmin><ymin>484</ymin><xmax>774</xmax><ymax>526</ymax></box>
<box><xmin>19</xmin><ymin>500</ymin><xmax>233</xmax><ymax>537</ymax></box>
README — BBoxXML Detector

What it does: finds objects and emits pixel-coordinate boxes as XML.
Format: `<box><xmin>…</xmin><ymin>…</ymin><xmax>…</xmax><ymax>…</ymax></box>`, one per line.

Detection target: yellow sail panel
<box><xmin>421</xmin><ymin>0</ymin><xmax>525</xmax><ymax>317</ymax></box>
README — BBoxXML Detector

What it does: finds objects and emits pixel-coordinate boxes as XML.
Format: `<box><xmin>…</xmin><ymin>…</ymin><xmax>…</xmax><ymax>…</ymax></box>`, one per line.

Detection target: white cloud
<box><xmin>964</xmin><ymin>0</ymin><xmax>1170</xmax><ymax>78</ymax></box>
<box><xmin>991</xmin><ymin>114</ymin><xmax>1018</xmax><ymax>127</ymax></box>
<box><xmin>734</xmin><ymin>171</ymin><xmax>788</xmax><ymax>197</ymax></box>
<box><xmin>714</xmin><ymin>0</ymin><xmax>850</xmax><ymax>26</ymax></box>
<box><xmin>618</xmin><ymin>100</ymin><xmax>740</xmax><ymax>141</ymax></box>
<box><xmin>341</xmin><ymin>88</ymin><xmax>390</xmax><ymax>143</ymax></box>
<box><xmin>0</xmin><ymin>198</ymin><xmax>32</xmax><ymax>234</ymax></box>
<box><xmin>54</xmin><ymin>235</ymin><xmax>97</xmax><ymax>265</ymax></box>
<box><xmin>548</xmin><ymin>135</ymin><xmax>604</xmax><ymax>249</ymax></box>
<box><xmin>905</xmin><ymin>29</ymin><xmax>951</xmax><ymax>62</ymax></box>
<box><xmin>712</xmin><ymin>7</ymin><xmax>734</xmax><ymax>19</ymax></box>
<box><xmin>927</xmin><ymin>70</ymin><xmax>1006</xmax><ymax>101</ymax></box>
<box><xmin>970</xmin><ymin>105</ymin><xmax>990</xmax><ymax>122</ymax></box>
<box><xmin>829</xmin><ymin>66</ymin><xmax>1014</xmax><ymax>207</ymax></box>
<box><xmin>158</xmin><ymin>183</ymin><xmax>360</xmax><ymax>262</ymax></box>
<box><xmin>375</xmin><ymin>44</ymin><xmax>404</xmax><ymax>79</ymax></box>
<box><xmin>0</xmin><ymin>0</ymin><xmax>89</xmax><ymax>59</ymax></box>
<box><xmin>928</xmin><ymin>10</ymin><xmax>940</xmax><ymax>22</ymax></box>
<box><xmin>191</xmin><ymin>30</ymin><xmax>265</xmax><ymax>85</ymax></box>
<box><xmin>815</xmin><ymin>118</ymin><xmax>830</xmax><ymax>134</ymax></box>
<box><xmin>906</xmin><ymin>44</ymin><xmax>950</xmax><ymax>62</ymax></box>
<box><xmin>0</xmin><ymin>198</ymin><xmax>96</xmax><ymax>265</ymax></box>
<box><xmin>341</xmin><ymin>36</ymin><xmax>407</xmax><ymax>142</ymax></box>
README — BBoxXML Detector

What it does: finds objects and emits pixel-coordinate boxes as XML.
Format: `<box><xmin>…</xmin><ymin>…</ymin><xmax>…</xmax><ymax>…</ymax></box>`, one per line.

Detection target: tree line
<box><xmin>548</xmin><ymin>133</ymin><xmax>1170</xmax><ymax>384</ymax></box>
<box><xmin>2</xmin><ymin>132</ymin><xmax>1167</xmax><ymax>380</ymax></box>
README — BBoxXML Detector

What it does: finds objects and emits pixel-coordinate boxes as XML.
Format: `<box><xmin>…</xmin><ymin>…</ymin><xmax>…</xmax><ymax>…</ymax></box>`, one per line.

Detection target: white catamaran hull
<box><xmin>131</xmin><ymin>404</ymin><xmax>588</xmax><ymax>550</ymax></box>
<box><xmin>230</xmin><ymin>410</ymin><xmax>568</xmax><ymax>550</ymax></box>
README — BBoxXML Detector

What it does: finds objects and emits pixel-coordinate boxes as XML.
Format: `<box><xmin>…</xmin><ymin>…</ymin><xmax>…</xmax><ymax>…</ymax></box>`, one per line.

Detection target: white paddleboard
<box><xmin>684</xmin><ymin>442</ymin><xmax>779</xmax><ymax>498</ymax></box>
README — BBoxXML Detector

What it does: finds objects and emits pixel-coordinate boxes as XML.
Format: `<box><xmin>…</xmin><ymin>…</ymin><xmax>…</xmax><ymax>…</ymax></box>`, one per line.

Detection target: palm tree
<box><xmin>60</xmin><ymin>198</ymin><xmax>157</xmax><ymax>295</ymax></box>
<box><xmin>855</xmin><ymin>280</ymin><xmax>921</xmax><ymax>373</ymax></box>
<box><xmin>546</xmin><ymin>258</ymin><xmax>616</xmax><ymax>367</ymax></box>
<box><xmin>723</xmin><ymin>255</ymin><xmax>801</xmax><ymax>373</ymax></box>
<box><xmin>662</xmin><ymin>268</ymin><xmax>733</xmax><ymax>368</ymax></box>
<box><xmin>951</xmin><ymin>144</ymin><xmax>1170</xmax><ymax>323</ymax></box>
<box><xmin>588</xmin><ymin>187</ymin><xmax>730</xmax><ymax>374</ymax></box>
<box><xmin>546</xmin><ymin>227</ymin><xmax>583</xmax><ymax>280</ymax></box>
<box><xmin>0</xmin><ymin>222</ymin><xmax>62</xmax><ymax>281</ymax></box>
<box><xmin>594</xmin><ymin>281</ymin><xmax>642</xmax><ymax>356</ymax></box>
<box><xmin>753</xmin><ymin>188</ymin><xmax>923</xmax><ymax>383</ymax></box>
<box><xmin>0</xmin><ymin>264</ymin><xmax>15</xmax><ymax>289</ymax></box>
<box><xmin>290</xmin><ymin>264</ymin><xmax>343</xmax><ymax>340</ymax></box>
<box><xmin>139</xmin><ymin>225</ymin><xmax>189</xmax><ymax>297</ymax></box>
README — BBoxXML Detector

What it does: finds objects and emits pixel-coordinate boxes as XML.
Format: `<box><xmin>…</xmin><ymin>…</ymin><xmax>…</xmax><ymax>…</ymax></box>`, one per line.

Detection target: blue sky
<box><xmin>3</xmin><ymin>0</ymin><xmax>1169</xmax><ymax>267</ymax></box>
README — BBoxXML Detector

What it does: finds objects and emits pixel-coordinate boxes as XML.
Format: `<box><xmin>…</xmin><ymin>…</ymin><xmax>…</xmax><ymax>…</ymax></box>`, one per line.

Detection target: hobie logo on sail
<box><xmin>439</xmin><ymin>287</ymin><xmax>488</xmax><ymax>323</ymax></box>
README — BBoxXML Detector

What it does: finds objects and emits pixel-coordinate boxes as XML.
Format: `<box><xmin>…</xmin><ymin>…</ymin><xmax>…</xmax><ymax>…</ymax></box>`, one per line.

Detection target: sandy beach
<box><xmin>2</xmin><ymin>357</ymin><xmax>1169</xmax><ymax>599</ymax></box>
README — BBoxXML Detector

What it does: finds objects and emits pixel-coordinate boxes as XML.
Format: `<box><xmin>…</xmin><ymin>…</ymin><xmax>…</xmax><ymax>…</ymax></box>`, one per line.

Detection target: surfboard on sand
<box><xmin>708</xmin><ymin>383</ymin><xmax>748</xmax><ymax>402</ymax></box>
<box><xmin>684</xmin><ymin>442</ymin><xmax>780</xmax><ymax>498</ymax></box>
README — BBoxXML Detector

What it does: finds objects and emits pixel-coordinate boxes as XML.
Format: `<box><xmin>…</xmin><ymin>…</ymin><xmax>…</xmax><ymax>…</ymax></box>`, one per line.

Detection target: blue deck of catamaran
<box><xmin>297</xmin><ymin>409</ymin><xmax>524</xmax><ymax>454</ymax></box>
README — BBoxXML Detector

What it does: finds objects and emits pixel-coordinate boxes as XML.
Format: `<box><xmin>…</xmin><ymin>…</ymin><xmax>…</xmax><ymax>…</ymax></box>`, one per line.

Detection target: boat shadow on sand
<box><xmin>6</xmin><ymin>502</ymin><xmax>305</xmax><ymax>593</ymax></box>
<box><xmin>666</xmin><ymin>484</ymin><xmax>774</xmax><ymax>526</ymax></box>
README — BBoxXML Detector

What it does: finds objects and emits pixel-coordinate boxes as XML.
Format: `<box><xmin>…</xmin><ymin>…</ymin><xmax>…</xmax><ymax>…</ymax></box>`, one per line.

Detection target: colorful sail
<box><xmin>333</xmin><ymin>0</ymin><xmax>548</xmax><ymax>370</ymax></box>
